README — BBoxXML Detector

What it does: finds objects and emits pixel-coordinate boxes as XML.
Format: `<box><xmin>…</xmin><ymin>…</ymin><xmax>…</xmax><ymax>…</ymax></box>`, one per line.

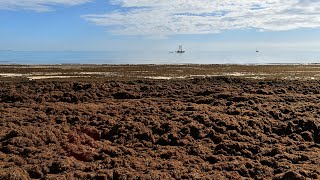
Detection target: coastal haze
<box><xmin>1</xmin><ymin>1</ymin><xmax>320</xmax><ymax>180</ymax></box>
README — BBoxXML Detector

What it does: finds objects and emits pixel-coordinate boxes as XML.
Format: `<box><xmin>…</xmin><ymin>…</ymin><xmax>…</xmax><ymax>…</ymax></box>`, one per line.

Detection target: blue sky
<box><xmin>0</xmin><ymin>0</ymin><xmax>320</xmax><ymax>52</ymax></box>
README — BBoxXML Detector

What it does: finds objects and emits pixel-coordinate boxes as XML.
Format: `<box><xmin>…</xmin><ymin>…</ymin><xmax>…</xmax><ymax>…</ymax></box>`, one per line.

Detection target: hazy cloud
<box><xmin>0</xmin><ymin>0</ymin><xmax>92</xmax><ymax>12</ymax></box>
<box><xmin>83</xmin><ymin>0</ymin><xmax>320</xmax><ymax>37</ymax></box>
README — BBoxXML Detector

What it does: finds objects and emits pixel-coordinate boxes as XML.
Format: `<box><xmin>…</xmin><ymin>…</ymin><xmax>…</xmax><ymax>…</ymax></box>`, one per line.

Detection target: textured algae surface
<box><xmin>0</xmin><ymin>77</ymin><xmax>319</xmax><ymax>179</ymax></box>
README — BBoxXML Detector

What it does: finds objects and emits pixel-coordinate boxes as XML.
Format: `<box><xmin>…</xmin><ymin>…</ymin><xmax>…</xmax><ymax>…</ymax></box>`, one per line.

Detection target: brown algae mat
<box><xmin>2</xmin><ymin>64</ymin><xmax>320</xmax><ymax>81</ymax></box>
<box><xmin>0</xmin><ymin>76</ymin><xmax>320</xmax><ymax>179</ymax></box>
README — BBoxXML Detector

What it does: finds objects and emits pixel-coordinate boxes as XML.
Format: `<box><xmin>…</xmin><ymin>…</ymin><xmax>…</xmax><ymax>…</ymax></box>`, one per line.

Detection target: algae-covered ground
<box><xmin>0</xmin><ymin>65</ymin><xmax>319</xmax><ymax>179</ymax></box>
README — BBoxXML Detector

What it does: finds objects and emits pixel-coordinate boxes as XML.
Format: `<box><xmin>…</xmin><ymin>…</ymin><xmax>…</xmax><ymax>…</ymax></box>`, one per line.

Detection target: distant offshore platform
<box><xmin>176</xmin><ymin>45</ymin><xmax>185</xmax><ymax>53</ymax></box>
<box><xmin>169</xmin><ymin>45</ymin><xmax>185</xmax><ymax>54</ymax></box>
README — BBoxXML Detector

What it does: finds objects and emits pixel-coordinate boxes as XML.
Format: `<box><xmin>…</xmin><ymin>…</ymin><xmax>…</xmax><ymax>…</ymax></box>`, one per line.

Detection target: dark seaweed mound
<box><xmin>0</xmin><ymin>77</ymin><xmax>319</xmax><ymax>179</ymax></box>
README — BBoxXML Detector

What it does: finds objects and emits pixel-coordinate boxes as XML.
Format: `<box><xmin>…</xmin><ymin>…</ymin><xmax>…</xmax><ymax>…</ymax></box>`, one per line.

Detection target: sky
<box><xmin>0</xmin><ymin>0</ymin><xmax>320</xmax><ymax>52</ymax></box>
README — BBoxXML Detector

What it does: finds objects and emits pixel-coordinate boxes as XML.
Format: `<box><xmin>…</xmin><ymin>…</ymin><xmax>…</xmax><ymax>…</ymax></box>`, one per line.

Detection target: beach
<box><xmin>0</xmin><ymin>64</ymin><xmax>319</xmax><ymax>179</ymax></box>
<box><xmin>1</xmin><ymin>64</ymin><xmax>320</xmax><ymax>81</ymax></box>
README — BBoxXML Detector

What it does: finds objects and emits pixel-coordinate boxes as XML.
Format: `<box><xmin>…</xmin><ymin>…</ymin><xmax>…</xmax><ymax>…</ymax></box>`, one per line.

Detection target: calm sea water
<box><xmin>0</xmin><ymin>50</ymin><xmax>319</xmax><ymax>64</ymax></box>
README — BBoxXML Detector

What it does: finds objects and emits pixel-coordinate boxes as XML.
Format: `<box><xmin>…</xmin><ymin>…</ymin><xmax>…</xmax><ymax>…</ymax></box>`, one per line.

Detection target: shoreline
<box><xmin>1</xmin><ymin>64</ymin><xmax>320</xmax><ymax>81</ymax></box>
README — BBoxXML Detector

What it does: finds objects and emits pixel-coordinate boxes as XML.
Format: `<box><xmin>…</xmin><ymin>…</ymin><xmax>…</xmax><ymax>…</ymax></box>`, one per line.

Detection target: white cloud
<box><xmin>0</xmin><ymin>0</ymin><xmax>91</xmax><ymax>12</ymax></box>
<box><xmin>83</xmin><ymin>0</ymin><xmax>320</xmax><ymax>37</ymax></box>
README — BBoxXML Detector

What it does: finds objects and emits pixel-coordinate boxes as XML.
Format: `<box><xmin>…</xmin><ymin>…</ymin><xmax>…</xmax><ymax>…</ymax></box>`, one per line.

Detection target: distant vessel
<box><xmin>176</xmin><ymin>45</ymin><xmax>185</xmax><ymax>53</ymax></box>
<box><xmin>256</xmin><ymin>48</ymin><xmax>259</xmax><ymax>53</ymax></box>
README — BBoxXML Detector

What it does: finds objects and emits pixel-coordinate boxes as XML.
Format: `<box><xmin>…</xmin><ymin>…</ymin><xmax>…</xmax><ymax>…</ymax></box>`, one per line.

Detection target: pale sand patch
<box><xmin>143</xmin><ymin>74</ymin><xmax>271</xmax><ymax>80</ymax></box>
<box><xmin>144</xmin><ymin>76</ymin><xmax>174</xmax><ymax>80</ymax></box>
<box><xmin>0</xmin><ymin>73</ymin><xmax>25</xmax><ymax>77</ymax></box>
<box><xmin>223</xmin><ymin>72</ymin><xmax>248</xmax><ymax>76</ymax></box>
<box><xmin>144</xmin><ymin>76</ymin><xmax>188</xmax><ymax>80</ymax></box>
<box><xmin>283</xmin><ymin>76</ymin><xmax>302</xmax><ymax>80</ymax></box>
<box><xmin>303</xmin><ymin>77</ymin><xmax>316</xmax><ymax>80</ymax></box>
<box><xmin>247</xmin><ymin>76</ymin><xmax>266</xmax><ymax>80</ymax></box>
<box><xmin>28</xmin><ymin>76</ymin><xmax>89</xmax><ymax>80</ymax></box>
<box><xmin>132</xmin><ymin>71</ymin><xmax>149</xmax><ymax>73</ymax></box>
<box><xmin>144</xmin><ymin>75</ymin><xmax>220</xmax><ymax>79</ymax></box>
<box><xmin>223</xmin><ymin>72</ymin><xmax>270</xmax><ymax>76</ymax></box>
<box><xmin>77</xmin><ymin>72</ymin><xmax>116</xmax><ymax>75</ymax></box>
<box><xmin>190</xmin><ymin>75</ymin><xmax>220</xmax><ymax>78</ymax></box>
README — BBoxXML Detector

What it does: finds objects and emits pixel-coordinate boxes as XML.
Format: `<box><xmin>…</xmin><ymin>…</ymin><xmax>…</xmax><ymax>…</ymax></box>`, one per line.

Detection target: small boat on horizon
<box><xmin>176</xmin><ymin>45</ymin><xmax>185</xmax><ymax>53</ymax></box>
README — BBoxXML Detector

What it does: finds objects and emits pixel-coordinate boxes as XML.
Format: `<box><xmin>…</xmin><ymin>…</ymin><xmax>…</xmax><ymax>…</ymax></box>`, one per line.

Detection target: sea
<box><xmin>0</xmin><ymin>50</ymin><xmax>319</xmax><ymax>65</ymax></box>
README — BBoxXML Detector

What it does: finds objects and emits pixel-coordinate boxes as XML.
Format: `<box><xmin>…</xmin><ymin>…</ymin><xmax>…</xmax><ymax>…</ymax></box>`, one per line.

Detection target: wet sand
<box><xmin>0</xmin><ymin>65</ymin><xmax>320</xmax><ymax>179</ymax></box>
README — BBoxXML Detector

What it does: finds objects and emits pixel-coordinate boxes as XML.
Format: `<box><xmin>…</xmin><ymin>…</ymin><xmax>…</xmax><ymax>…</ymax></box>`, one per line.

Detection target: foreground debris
<box><xmin>0</xmin><ymin>77</ymin><xmax>319</xmax><ymax>179</ymax></box>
